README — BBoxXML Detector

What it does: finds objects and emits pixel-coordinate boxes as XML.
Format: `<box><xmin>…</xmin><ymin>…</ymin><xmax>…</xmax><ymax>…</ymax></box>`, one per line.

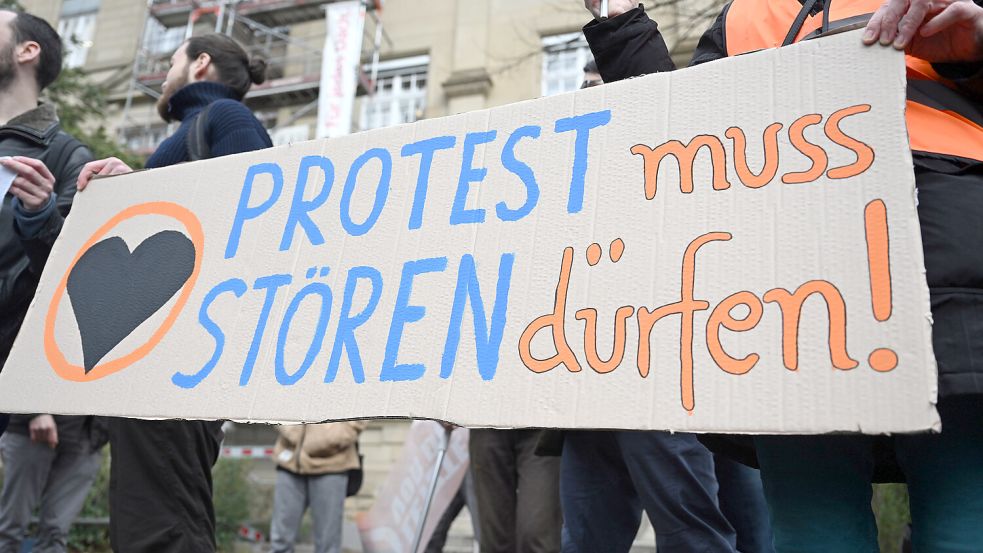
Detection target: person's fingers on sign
<box><xmin>864</xmin><ymin>0</ymin><xmax>983</xmax><ymax>62</ymax></box>
<box><xmin>583</xmin><ymin>0</ymin><xmax>638</xmax><ymax>20</ymax></box>
<box><xmin>76</xmin><ymin>156</ymin><xmax>133</xmax><ymax>191</ymax></box>
<box><xmin>3</xmin><ymin>156</ymin><xmax>55</xmax><ymax>212</ymax></box>
<box><xmin>28</xmin><ymin>415</ymin><xmax>58</xmax><ymax>449</ymax></box>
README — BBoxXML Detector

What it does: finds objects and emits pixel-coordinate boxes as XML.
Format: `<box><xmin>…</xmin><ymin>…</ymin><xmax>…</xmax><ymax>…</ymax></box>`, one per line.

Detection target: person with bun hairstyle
<box><xmin>77</xmin><ymin>33</ymin><xmax>272</xmax><ymax>553</ymax></box>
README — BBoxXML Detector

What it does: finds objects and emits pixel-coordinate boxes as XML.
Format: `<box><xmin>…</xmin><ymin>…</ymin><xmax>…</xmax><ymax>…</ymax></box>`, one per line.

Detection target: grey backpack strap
<box><xmin>187</xmin><ymin>104</ymin><xmax>213</xmax><ymax>161</ymax></box>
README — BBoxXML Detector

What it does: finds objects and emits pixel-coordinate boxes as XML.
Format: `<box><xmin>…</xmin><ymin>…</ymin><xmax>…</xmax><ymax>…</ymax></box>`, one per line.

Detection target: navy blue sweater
<box><xmin>146</xmin><ymin>81</ymin><xmax>272</xmax><ymax>169</ymax></box>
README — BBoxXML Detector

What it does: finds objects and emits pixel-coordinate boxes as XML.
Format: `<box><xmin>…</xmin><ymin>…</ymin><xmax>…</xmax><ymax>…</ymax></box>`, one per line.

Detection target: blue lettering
<box><xmin>326</xmin><ymin>266</ymin><xmax>384</xmax><ymax>384</ymax></box>
<box><xmin>450</xmin><ymin>131</ymin><xmax>497</xmax><ymax>225</ymax></box>
<box><xmin>172</xmin><ymin>278</ymin><xmax>247</xmax><ymax>389</ymax></box>
<box><xmin>240</xmin><ymin>273</ymin><xmax>293</xmax><ymax>386</ymax></box>
<box><xmin>380</xmin><ymin>257</ymin><xmax>448</xmax><ymax>382</ymax></box>
<box><xmin>498</xmin><ymin>126</ymin><xmax>541</xmax><ymax>222</ymax></box>
<box><xmin>279</xmin><ymin>156</ymin><xmax>335</xmax><ymax>251</ymax></box>
<box><xmin>225</xmin><ymin>163</ymin><xmax>284</xmax><ymax>259</ymax></box>
<box><xmin>401</xmin><ymin>136</ymin><xmax>457</xmax><ymax>230</ymax></box>
<box><xmin>554</xmin><ymin>110</ymin><xmax>612</xmax><ymax>214</ymax></box>
<box><xmin>441</xmin><ymin>253</ymin><xmax>515</xmax><ymax>381</ymax></box>
<box><xmin>275</xmin><ymin>280</ymin><xmax>333</xmax><ymax>386</ymax></box>
<box><xmin>340</xmin><ymin>148</ymin><xmax>393</xmax><ymax>236</ymax></box>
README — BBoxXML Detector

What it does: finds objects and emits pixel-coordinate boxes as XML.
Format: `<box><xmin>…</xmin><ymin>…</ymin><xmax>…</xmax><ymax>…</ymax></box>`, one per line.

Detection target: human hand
<box><xmin>4</xmin><ymin>156</ymin><xmax>55</xmax><ymax>212</ymax></box>
<box><xmin>583</xmin><ymin>0</ymin><xmax>638</xmax><ymax>20</ymax></box>
<box><xmin>29</xmin><ymin>415</ymin><xmax>58</xmax><ymax>448</ymax></box>
<box><xmin>77</xmin><ymin>157</ymin><xmax>133</xmax><ymax>191</ymax></box>
<box><xmin>864</xmin><ymin>0</ymin><xmax>983</xmax><ymax>62</ymax></box>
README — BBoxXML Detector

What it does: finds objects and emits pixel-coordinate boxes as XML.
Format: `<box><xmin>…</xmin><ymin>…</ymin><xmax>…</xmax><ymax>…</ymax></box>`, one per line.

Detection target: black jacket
<box><xmin>584</xmin><ymin>5</ymin><xmax>983</xmax><ymax>399</ymax></box>
<box><xmin>0</xmin><ymin>104</ymin><xmax>103</xmax><ymax>449</ymax></box>
<box><xmin>0</xmin><ymin>104</ymin><xmax>92</xmax><ymax>368</ymax></box>
<box><xmin>109</xmin><ymin>82</ymin><xmax>271</xmax><ymax>553</ymax></box>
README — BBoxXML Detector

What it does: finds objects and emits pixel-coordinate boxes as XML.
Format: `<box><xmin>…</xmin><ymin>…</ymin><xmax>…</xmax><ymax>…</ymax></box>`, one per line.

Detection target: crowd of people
<box><xmin>0</xmin><ymin>0</ymin><xmax>981</xmax><ymax>551</ymax></box>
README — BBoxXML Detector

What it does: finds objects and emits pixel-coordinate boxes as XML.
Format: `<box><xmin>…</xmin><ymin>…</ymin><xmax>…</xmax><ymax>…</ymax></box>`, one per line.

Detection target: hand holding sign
<box><xmin>583</xmin><ymin>0</ymin><xmax>637</xmax><ymax>20</ymax></box>
<box><xmin>77</xmin><ymin>157</ymin><xmax>134</xmax><ymax>191</ymax></box>
<box><xmin>4</xmin><ymin>156</ymin><xmax>55</xmax><ymax>212</ymax></box>
<box><xmin>864</xmin><ymin>0</ymin><xmax>983</xmax><ymax>62</ymax></box>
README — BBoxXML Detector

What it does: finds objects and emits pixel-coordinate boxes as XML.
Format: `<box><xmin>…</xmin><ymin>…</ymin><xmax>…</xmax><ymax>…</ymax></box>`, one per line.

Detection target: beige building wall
<box><xmin>87</xmin><ymin>0</ymin><xmax>145</xmax><ymax>71</ymax></box>
<box><xmin>25</xmin><ymin>0</ymin><xmax>719</xmax><ymax>143</ymax></box>
<box><xmin>20</xmin><ymin>0</ymin><xmax>60</xmax><ymax>22</ymax></box>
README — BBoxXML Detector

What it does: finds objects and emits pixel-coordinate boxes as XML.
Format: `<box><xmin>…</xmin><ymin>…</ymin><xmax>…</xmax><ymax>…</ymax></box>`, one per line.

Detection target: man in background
<box><xmin>271</xmin><ymin>422</ymin><xmax>366</xmax><ymax>553</ymax></box>
<box><xmin>0</xmin><ymin>9</ymin><xmax>102</xmax><ymax>553</ymax></box>
<box><xmin>78</xmin><ymin>33</ymin><xmax>272</xmax><ymax>553</ymax></box>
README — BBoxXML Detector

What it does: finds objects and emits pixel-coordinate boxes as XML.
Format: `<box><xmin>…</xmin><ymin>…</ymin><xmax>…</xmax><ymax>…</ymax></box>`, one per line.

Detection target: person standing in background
<box><xmin>77</xmin><ymin>33</ymin><xmax>272</xmax><ymax>553</ymax></box>
<box><xmin>271</xmin><ymin>422</ymin><xmax>365</xmax><ymax>553</ymax></box>
<box><xmin>0</xmin><ymin>10</ymin><xmax>101</xmax><ymax>552</ymax></box>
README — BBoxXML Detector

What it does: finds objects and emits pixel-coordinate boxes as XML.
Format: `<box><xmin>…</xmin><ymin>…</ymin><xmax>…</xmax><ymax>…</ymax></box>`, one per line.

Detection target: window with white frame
<box><xmin>143</xmin><ymin>17</ymin><xmax>185</xmax><ymax>55</ymax></box>
<box><xmin>58</xmin><ymin>0</ymin><xmax>100</xmax><ymax>68</ymax></box>
<box><xmin>542</xmin><ymin>32</ymin><xmax>593</xmax><ymax>97</ymax></box>
<box><xmin>359</xmin><ymin>55</ymin><xmax>429</xmax><ymax>131</ymax></box>
<box><xmin>121</xmin><ymin>123</ymin><xmax>170</xmax><ymax>154</ymax></box>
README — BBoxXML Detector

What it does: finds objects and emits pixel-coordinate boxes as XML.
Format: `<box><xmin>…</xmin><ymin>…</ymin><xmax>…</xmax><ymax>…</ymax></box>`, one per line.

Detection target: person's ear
<box><xmin>192</xmin><ymin>52</ymin><xmax>211</xmax><ymax>80</ymax></box>
<box><xmin>16</xmin><ymin>41</ymin><xmax>40</xmax><ymax>66</ymax></box>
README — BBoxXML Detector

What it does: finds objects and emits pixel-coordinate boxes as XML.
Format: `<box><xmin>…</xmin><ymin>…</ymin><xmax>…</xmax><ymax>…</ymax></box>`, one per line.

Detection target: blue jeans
<box><xmin>560</xmin><ymin>431</ymin><xmax>739</xmax><ymax>553</ymax></box>
<box><xmin>754</xmin><ymin>396</ymin><xmax>983</xmax><ymax>553</ymax></box>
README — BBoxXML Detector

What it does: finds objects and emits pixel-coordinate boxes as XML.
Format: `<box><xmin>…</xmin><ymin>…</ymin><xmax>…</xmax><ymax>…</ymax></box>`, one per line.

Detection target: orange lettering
<box><xmin>864</xmin><ymin>199</ymin><xmax>892</xmax><ymax>322</ymax></box>
<box><xmin>637</xmin><ymin>232</ymin><xmax>731</xmax><ymax>412</ymax></box>
<box><xmin>783</xmin><ymin>114</ymin><xmax>828</xmax><ymax>185</ymax></box>
<box><xmin>631</xmin><ymin>135</ymin><xmax>731</xmax><ymax>199</ymax></box>
<box><xmin>763</xmin><ymin>281</ymin><xmax>858</xmax><ymax>371</ymax></box>
<box><xmin>706</xmin><ymin>291</ymin><xmax>763</xmax><ymax>375</ymax></box>
<box><xmin>576</xmin><ymin>306</ymin><xmax>635</xmax><ymax>374</ymax></box>
<box><xmin>637</xmin><ymin>304</ymin><xmax>690</xmax><ymax>379</ymax></box>
<box><xmin>826</xmin><ymin>104</ymin><xmax>875</xmax><ymax>180</ymax></box>
<box><xmin>726</xmin><ymin>123</ymin><xmax>783</xmax><ymax>189</ymax></box>
<box><xmin>519</xmin><ymin>247</ymin><xmax>582</xmax><ymax>373</ymax></box>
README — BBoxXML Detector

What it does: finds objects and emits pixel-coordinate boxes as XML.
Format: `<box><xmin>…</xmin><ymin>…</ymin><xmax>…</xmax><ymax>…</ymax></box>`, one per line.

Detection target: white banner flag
<box><xmin>317</xmin><ymin>0</ymin><xmax>365</xmax><ymax>139</ymax></box>
<box><xmin>358</xmin><ymin>422</ymin><xmax>469</xmax><ymax>553</ymax></box>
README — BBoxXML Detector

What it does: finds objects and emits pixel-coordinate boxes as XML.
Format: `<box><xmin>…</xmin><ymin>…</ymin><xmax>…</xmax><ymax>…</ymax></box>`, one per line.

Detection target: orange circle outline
<box><xmin>44</xmin><ymin>202</ymin><xmax>204</xmax><ymax>382</ymax></box>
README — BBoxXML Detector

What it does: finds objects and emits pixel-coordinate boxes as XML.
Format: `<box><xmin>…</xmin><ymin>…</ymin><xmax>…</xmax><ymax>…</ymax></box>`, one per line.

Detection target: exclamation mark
<box><xmin>865</xmin><ymin>199</ymin><xmax>897</xmax><ymax>372</ymax></box>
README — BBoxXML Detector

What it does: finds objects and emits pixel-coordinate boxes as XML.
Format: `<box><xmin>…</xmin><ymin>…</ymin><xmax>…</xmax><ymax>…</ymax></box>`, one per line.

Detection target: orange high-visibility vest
<box><xmin>724</xmin><ymin>0</ymin><xmax>983</xmax><ymax>162</ymax></box>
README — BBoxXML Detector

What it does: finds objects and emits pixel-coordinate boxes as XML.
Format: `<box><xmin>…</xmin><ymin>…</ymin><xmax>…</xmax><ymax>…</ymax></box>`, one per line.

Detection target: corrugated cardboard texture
<box><xmin>0</xmin><ymin>31</ymin><xmax>939</xmax><ymax>433</ymax></box>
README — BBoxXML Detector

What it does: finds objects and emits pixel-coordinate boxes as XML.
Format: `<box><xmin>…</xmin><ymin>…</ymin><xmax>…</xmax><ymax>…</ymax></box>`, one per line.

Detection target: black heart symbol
<box><xmin>66</xmin><ymin>230</ymin><xmax>196</xmax><ymax>373</ymax></box>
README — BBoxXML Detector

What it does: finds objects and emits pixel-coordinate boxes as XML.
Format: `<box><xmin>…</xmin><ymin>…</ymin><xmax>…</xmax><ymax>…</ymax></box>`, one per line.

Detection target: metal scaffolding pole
<box><xmin>119</xmin><ymin>0</ymin><xmax>157</xmax><ymax>142</ymax></box>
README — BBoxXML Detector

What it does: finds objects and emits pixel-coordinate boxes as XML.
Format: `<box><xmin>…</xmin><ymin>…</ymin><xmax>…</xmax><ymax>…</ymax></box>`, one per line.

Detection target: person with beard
<box><xmin>0</xmin><ymin>9</ymin><xmax>105</xmax><ymax>553</ymax></box>
<box><xmin>77</xmin><ymin>34</ymin><xmax>271</xmax><ymax>553</ymax></box>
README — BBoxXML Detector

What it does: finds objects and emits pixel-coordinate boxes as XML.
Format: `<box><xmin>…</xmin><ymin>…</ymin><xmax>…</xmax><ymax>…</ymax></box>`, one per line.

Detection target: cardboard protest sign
<box><xmin>0</xmin><ymin>31</ymin><xmax>939</xmax><ymax>433</ymax></box>
<box><xmin>357</xmin><ymin>422</ymin><xmax>470</xmax><ymax>553</ymax></box>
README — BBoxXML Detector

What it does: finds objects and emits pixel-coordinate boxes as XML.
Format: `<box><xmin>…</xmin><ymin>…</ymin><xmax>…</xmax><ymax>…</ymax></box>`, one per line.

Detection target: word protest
<box><xmin>0</xmin><ymin>31</ymin><xmax>938</xmax><ymax>433</ymax></box>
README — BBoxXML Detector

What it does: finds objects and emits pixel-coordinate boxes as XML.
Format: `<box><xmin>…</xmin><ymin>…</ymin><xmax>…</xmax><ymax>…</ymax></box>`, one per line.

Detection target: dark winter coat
<box><xmin>0</xmin><ymin>104</ymin><xmax>92</xmax><ymax>368</ymax></box>
<box><xmin>0</xmin><ymin>104</ymin><xmax>103</xmax><ymax>449</ymax></box>
<box><xmin>109</xmin><ymin>81</ymin><xmax>271</xmax><ymax>553</ymax></box>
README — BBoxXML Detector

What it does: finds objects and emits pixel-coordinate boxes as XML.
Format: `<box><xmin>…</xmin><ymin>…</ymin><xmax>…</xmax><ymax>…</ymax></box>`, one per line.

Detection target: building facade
<box><xmin>25</xmin><ymin>0</ymin><xmax>717</xmax><ymax>153</ymax></box>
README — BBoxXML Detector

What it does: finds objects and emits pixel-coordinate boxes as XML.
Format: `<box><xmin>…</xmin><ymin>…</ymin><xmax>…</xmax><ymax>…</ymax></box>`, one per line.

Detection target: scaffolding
<box><xmin>119</xmin><ymin>0</ymin><xmax>387</xmax><ymax>151</ymax></box>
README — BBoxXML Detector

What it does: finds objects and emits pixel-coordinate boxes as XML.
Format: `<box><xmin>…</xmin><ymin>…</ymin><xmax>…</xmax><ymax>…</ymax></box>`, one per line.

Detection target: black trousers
<box><xmin>108</xmin><ymin>418</ymin><xmax>223</xmax><ymax>553</ymax></box>
<box><xmin>469</xmin><ymin>429</ymin><xmax>561</xmax><ymax>553</ymax></box>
